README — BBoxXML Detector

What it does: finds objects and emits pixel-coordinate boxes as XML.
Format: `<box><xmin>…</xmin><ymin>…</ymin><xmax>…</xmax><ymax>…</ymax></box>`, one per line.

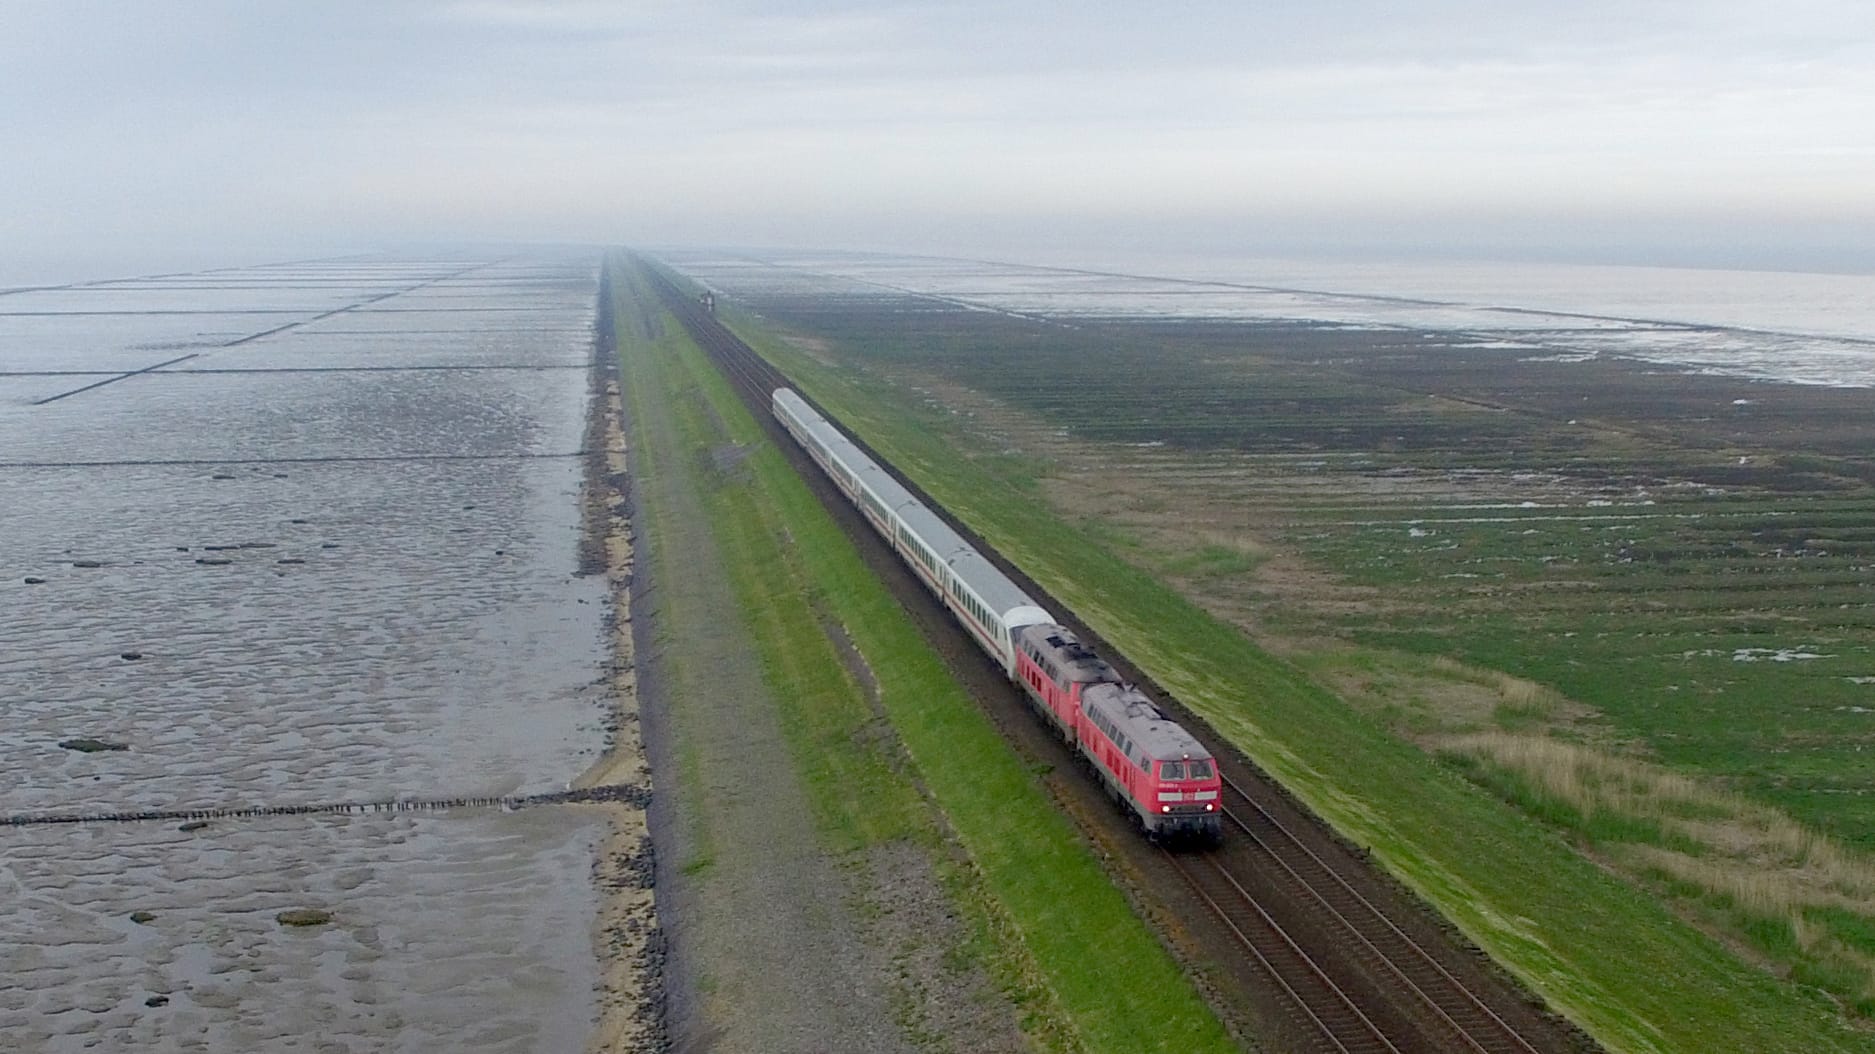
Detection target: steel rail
<box><xmin>1220</xmin><ymin>773</ymin><xmax>1540</xmax><ymax>1054</ymax></box>
<box><xmin>1168</xmin><ymin>848</ymin><xmax>1401</xmax><ymax>1054</ymax></box>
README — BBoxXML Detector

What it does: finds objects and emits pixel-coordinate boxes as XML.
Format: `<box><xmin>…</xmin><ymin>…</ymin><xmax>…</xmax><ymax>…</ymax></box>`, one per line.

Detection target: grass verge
<box><xmin>611</xmin><ymin>256</ymin><xmax>1236</xmax><ymax>1054</ymax></box>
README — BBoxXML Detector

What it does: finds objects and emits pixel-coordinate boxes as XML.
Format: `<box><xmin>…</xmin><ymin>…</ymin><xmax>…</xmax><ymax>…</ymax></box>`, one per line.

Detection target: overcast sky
<box><xmin>5</xmin><ymin>0</ymin><xmax>1873</xmax><ymax>279</ymax></box>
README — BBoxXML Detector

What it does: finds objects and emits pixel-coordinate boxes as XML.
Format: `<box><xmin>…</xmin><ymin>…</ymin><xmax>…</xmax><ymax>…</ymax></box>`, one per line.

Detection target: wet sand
<box><xmin>569</xmin><ymin>353</ymin><xmax>660</xmax><ymax>1054</ymax></box>
<box><xmin>1</xmin><ymin>254</ymin><xmax>623</xmax><ymax>1050</ymax></box>
<box><xmin>0</xmin><ymin>810</ymin><xmax>602</xmax><ymax>1053</ymax></box>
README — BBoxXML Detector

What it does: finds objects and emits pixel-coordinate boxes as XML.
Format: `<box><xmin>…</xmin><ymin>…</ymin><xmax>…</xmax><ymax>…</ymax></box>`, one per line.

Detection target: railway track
<box><xmin>1170</xmin><ymin>850</ymin><xmax>1400</xmax><ymax>1054</ymax></box>
<box><xmin>630</xmin><ymin>254</ymin><xmax>1586</xmax><ymax>1054</ymax></box>
<box><xmin>1216</xmin><ymin>775</ymin><xmax>1542</xmax><ymax>1053</ymax></box>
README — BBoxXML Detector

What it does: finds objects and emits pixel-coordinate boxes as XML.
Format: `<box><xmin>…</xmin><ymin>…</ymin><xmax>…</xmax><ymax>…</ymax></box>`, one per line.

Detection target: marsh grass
<box><xmin>1318</xmin><ymin>635</ymin><xmax>1875</xmax><ymax>1020</ymax></box>
<box><xmin>703</xmin><ymin>287</ymin><xmax>1875</xmax><ymax>1053</ymax></box>
<box><xmin>1440</xmin><ymin>730</ymin><xmax>1875</xmax><ymax>1015</ymax></box>
<box><xmin>1157</xmin><ymin>542</ymin><xmax>1270</xmax><ymax>581</ymax></box>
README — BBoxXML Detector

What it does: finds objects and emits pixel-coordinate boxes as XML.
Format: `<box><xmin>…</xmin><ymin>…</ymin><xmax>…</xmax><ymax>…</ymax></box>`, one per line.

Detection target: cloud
<box><xmin>4</xmin><ymin>0</ymin><xmax>1872</xmax><ymax>273</ymax></box>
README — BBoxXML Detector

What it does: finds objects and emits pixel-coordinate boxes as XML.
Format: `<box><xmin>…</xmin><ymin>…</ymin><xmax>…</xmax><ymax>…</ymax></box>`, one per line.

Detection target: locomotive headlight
<box><xmin>1204</xmin><ymin>803</ymin><xmax>1215</xmax><ymax>812</ymax></box>
<box><xmin>1161</xmin><ymin>804</ymin><xmax>1171</xmax><ymax>813</ymax></box>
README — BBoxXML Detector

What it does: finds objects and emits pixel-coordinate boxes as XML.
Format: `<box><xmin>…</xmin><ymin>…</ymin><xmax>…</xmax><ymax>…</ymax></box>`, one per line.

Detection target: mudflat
<box><xmin>1</xmin><ymin>254</ymin><xmax>621</xmax><ymax>1051</ymax></box>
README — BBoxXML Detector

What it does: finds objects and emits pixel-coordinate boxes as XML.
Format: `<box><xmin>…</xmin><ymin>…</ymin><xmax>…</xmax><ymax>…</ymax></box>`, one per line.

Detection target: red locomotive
<box><xmin>1015</xmin><ymin>625</ymin><xmax>1222</xmax><ymax>841</ymax></box>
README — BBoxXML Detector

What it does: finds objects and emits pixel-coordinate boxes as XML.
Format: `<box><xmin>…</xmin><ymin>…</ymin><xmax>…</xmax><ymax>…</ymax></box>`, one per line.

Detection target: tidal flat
<box><xmin>1</xmin><ymin>254</ymin><xmax>613</xmax><ymax>1051</ymax></box>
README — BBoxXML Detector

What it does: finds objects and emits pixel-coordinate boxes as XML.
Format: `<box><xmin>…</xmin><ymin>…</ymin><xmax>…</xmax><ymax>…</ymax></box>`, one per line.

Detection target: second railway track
<box><xmin>632</xmin><ymin>254</ymin><xmax>1594</xmax><ymax>1054</ymax></box>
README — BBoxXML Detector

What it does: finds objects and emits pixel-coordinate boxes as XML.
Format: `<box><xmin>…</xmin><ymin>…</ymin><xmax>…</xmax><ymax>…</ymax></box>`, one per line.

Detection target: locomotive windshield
<box><xmin>1161</xmin><ymin>759</ymin><xmax>1215</xmax><ymax>780</ymax></box>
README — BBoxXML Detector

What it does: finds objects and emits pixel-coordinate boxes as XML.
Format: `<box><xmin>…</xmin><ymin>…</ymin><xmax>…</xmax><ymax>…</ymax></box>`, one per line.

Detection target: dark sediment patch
<box><xmin>59</xmin><ymin>738</ymin><xmax>129</xmax><ymax>753</ymax></box>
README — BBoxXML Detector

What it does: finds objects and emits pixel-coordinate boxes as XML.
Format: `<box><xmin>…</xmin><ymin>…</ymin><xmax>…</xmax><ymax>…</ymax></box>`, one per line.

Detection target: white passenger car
<box><xmin>771</xmin><ymin>388</ymin><xmax>1053</xmax><ymax>675</ymax></box>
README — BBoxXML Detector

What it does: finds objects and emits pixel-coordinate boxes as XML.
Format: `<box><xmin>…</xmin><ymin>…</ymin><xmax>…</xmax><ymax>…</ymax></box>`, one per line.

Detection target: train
<box><xmin>771</xmin><ymin>387</ymin><xmax>1223</xmax><ymax>842</ymax></box>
